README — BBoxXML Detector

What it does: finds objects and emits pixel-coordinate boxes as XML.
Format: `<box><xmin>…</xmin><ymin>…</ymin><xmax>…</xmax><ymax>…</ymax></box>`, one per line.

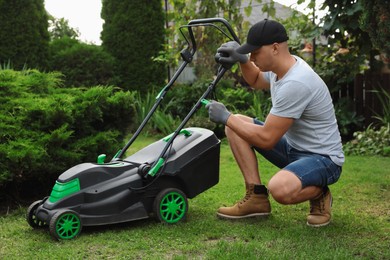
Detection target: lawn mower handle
<box><xmin>145</xmin><ymin>65</ymin><xmax>228</xmax><ymax>177</ymax></box>
<box><xmin>188</xmin><ymin>17</ymin><xmax>240</xmax><ymax>42</ymax></box>
<box><xmin>114</xmin><ymin>18</ymin><xmax>238</xmax><ymax>161</ymax></box>
<box><xmin>186</xmin><ymin>18</ymin><xmax>240</xmax><ymax>55</ymax></box>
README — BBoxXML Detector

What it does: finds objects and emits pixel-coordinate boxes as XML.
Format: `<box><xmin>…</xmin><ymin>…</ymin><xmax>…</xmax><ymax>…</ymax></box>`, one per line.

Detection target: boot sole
<box><xmin>217</xmin><ymin>212</ymin><xmax>271</xmax><ymax>219</ymax></box>
<box><xmin>306</xmin><ymin>220</ymin><xmax>331</xmax><ymax>227</ymax></box>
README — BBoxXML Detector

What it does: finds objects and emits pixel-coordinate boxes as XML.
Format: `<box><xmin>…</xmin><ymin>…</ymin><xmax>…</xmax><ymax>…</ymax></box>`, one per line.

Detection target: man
<box><xmin>206</xmin><ymin>19</ymin><xmax>344</xmax><ymax>227</ymax></box>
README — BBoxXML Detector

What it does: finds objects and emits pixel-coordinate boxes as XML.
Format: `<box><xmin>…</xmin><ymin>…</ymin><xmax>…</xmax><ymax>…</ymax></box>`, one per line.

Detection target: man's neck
<box><xmin>274</xmin><ymin>54</ymin><xmax>296</xmax><ymax>81</ymax></box>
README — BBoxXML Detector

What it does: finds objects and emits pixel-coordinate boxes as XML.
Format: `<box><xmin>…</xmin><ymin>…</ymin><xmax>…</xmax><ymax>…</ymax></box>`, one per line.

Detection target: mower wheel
<box><xmin>26</xmin><ymin>200</ymin><xmax>47</xmax><ymax>228</ymax></box>
<box><xmin>153</xmin><ymin>188</ymin><xmax>188</xmax><ymax>224</ymax></box>
<box><xmin>49</xmin><ymin>209</ymin><xmax>82</xmax><ymax>240</ymax></box>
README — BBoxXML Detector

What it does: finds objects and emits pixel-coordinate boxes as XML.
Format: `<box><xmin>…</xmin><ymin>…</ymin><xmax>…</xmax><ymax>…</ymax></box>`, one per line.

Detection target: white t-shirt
<box><xmin>264</xmin><ymin>55</ymin><xmax>344</xmax><ymax>166</ymax></box>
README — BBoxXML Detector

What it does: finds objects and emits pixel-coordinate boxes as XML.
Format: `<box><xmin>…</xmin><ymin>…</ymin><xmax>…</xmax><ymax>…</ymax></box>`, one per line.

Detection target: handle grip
<box><xmin>188</xmin><ymin>18</ymin><xmax>240</xmax><ymax>43</ymax></box>
<box><xmin>201</xmin><ymin>99</ymin><xmax>211</xmax><ymax>106</ymax></box>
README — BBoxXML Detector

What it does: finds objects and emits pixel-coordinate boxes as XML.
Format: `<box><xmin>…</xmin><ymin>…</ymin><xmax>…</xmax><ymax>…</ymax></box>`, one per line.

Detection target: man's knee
<box><xmin>268</xmin><ymin>180</ymin><xmax>291</xmax><ymax>205</ymax></box>
<box><xmin>268</xmin><ymin>171</ymin><xmax>301</xmax><ymax>205</ymax></box>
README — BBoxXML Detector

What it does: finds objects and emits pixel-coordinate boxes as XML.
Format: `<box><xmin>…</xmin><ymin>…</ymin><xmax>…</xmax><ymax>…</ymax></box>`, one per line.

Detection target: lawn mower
<box><xmin>26</xmin><ymin>18</ymin><xmax>240</xmax><ymax>240</ymax></box>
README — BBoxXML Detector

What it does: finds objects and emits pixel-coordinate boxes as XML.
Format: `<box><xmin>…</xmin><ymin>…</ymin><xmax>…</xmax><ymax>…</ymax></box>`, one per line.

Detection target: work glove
<box><xmin>216</xmin><ymin>41</ymin><xmax>249</xmax><ymax>64</ymax></box>
<box><xmin>205</xmin><ymin>100</ymin><xmax>231</xmax><ymax>125</ymax></box>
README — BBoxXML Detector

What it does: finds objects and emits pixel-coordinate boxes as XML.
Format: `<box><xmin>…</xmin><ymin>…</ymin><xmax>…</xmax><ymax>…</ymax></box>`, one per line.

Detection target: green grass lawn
<box><xmin>1</xmin><ymin>139</ymin><xmax>389</xmax><ymax>259</ymax></box>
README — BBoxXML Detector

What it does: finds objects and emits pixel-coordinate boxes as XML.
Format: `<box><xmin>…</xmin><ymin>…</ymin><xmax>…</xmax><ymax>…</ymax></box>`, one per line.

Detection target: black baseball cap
<box><xmin>236</xmin><ymin>19</ymin><xmax>289</xmax><ymax>54</ymax></box>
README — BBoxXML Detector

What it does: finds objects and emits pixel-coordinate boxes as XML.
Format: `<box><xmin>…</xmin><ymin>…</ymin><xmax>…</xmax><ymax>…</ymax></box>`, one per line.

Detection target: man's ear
<box><xmin>272</xmin><ymin>43</ymin><xmax>280</xmax><ymax>55</ymax></box>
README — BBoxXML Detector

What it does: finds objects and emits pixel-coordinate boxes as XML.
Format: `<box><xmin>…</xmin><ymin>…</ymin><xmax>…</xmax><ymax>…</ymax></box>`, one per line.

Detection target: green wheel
<box><xmin>154</xmin><ymin>188</ymin><xmax>188</xmax><ymax>224</ymax></box>
<box><xmin>26</xmin><ymin>200</ymin><xmax>47</xmax><ymax>228</ymax></box>
<box><xmin>49</xmin><ymin>209</ymin><xmax>82</xmax><ymax>240</ymax></box>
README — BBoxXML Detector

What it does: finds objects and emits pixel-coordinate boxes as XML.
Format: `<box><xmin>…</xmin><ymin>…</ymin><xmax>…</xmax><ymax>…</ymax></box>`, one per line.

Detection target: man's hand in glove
<box><xmin>205</xmin><ymin>100</ymin><xmax>231</xmax><ymax>125</ymax></box>
<box><xmin>216</xmin><ymin>41</ymin><xmax>249</xmax><ymax>64</ymax></box>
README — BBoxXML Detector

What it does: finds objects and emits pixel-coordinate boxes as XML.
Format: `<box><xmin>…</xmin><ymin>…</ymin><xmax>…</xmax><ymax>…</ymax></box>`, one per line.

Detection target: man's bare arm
<box><xmin>240</xmin><ymin>61</ymin><xmax>270</xmax><ymax>90</ymax></box>
<box><xmin>226</xmin><ymin>113</ymin><xmax>293</xmax><ymax>150</ymax></box>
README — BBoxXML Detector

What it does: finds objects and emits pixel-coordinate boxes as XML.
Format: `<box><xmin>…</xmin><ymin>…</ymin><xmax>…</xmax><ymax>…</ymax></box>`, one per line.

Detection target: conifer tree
<box><xmin>101</xmin><ymin>0</ymin><xmax>166</xmax><ymax>91</ymax></box>
<box><xmin>0</xmin><ymin>0</ymin><xmax>50</xmax><ymax>69</ymax></box>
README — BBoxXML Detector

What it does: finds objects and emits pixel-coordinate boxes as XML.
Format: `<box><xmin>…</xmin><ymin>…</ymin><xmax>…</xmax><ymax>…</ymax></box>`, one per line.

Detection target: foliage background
<box><xmin>0</xmin><ymin>0</ymin><xmax>50</xmax><ymax>70</ymax></box>
<box><xmin>101</xmin><ymin>0</ymin><xmax>166</xmax><ymax>92</ymax></box>
<box><xmin>48</xmin><ymin>37</ymin><xmax>117</xmax><ymax>87</ymax></box>
<box><xmin>0</xmin><ymin>70</ymin><xmax>135</xmax><ymax>201</ymax></box>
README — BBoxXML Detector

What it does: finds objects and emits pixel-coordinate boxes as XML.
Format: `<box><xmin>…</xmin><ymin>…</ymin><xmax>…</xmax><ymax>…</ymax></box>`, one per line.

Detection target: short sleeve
<box><xmin>263</xmin><ymin>71</ymin><xmax>272</xmax><ymax>83</ymax></box>
<box><xmin>270</xmin><ymin>81</ymin><xmax>312</xmax><ymax>119</ymax></box>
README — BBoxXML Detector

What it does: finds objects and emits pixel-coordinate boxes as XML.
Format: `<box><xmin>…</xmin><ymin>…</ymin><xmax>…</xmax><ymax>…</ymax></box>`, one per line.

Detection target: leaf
<box><xmin>244</xmin><ymin>6</ymin><xmax>252</xmax><ymax>17</ymax></box>
<box><xmin>346</xmin><ymin>2</ymin><xmax>363</xmax><ymax>16</ymax></box>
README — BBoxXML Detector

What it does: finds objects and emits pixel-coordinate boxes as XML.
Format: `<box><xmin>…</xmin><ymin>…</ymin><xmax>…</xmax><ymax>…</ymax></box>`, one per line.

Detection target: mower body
<box><xmin>30</xmin><ymin>127</ymin><xmax>219</xmax><ymax>237</ymax></box>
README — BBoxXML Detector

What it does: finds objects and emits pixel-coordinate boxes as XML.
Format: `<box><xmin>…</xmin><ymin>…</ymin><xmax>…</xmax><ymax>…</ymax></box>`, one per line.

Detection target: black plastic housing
<box><xmin>35</xmin><ymin>127</ymin><xmax>219</xmax><ymax>227</ymax></box>
<box><xmin>125</xmin><ymin>127</ymin><xmax>220</xmax><ymax>198</ymax></box>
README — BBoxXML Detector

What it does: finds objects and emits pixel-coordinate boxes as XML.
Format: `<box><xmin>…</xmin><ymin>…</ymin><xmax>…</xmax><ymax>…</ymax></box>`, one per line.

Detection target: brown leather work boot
<box><xmin>217</xmin><ymin>184</ymin><xmax>271</xmax><ymax>219</ymax></box>
<box><xmin>307</xmin><ymin>187</ymin><xmax>332</xmax><ymax>227</ymax></box>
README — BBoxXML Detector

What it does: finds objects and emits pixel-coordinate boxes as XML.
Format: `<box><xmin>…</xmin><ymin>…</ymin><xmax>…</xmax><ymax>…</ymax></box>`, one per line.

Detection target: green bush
<box><xmin>130</xmin><ymin>77</ymin><xmax>271</xmax><ymax>138</ymax></box>
<box><xmin>48</xmin><ymin>38</ymin><xmax>117</xmax><ymax>87</ymax></box>
<box><xmin>131</xmin><ymin>90</ymin><xmax>180</xmax><ymax>136</ymax></box>
<box><xmin>165</xmin><ymin>79</ymin><xmax>218</xmax><ymax>119</ymax></box>
<box><xmin>216</xmin><ymin>85</ymin><xmax>271</xmax><ymax>120</ymax></box>
<box><xmin>372</xmin><ymin>87</ymin><xmax>390</xmax><ymax>125</ymax></box>
<box><xmin>158</xmin><ymin>78</ymin><xmax>271</xmax><ymax>137</ymax></box>
<box><xmin>334</xmin><ymin>97</ymin><xmax>364</xmax><ymax>141</ymax></box>
<box><xmin>344</xmin><ymin>124</ymin><xmax>390</xmax><ymax>156</ymax></box>
<box><xmin>360</xmin><ymin>0</ymin><xmax>390</xmax><ymax>57</ymax></box>
<box><xmin>0</xmin><ymin>69</ymin><xmax>135</xmax><ymax>197</ymax></box>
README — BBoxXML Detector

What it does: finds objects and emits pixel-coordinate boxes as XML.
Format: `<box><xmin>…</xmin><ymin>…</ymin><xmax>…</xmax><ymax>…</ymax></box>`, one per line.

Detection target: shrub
<box><xmin>152</xmin><ymin>110</ymin><xmax>180</xmax><ymax>135</ymax></box>
<box><xmin>165</xmin><ymin>79</ymin><xmax>219</xmax><ymax>119</ymax></box>
<box><xmin>132</xmin><ymin>90</ymin><xmax>181</xmax><ymax>136</ymax></box>
<box><xmin>371</xmin><ymin>87</ymin><xmax>390</xmax><ymax>125</ymax></box>
<box><xmin>344</xmin><ymin>124</ymin><xmax>390</xmax><ymax>157</ymax></box>
<box><xmin>0</xmin><ymin>69</ymin><xmax>135</xmax><ymax>199</ymax></box>
<box><xmin>48</xmin><ymin>38</ymin><xmax>117</xmax><ymax>87</ymax></box>
<box><xmin>159</xmin><ymin>78</ymin><xmax>271</xmax><ymax>137</ymax></box>
<box><xmin>360</xmin><ymin>0</ymin><xmax>390</xmax><ymax>57</ymax></box>
<box><xmin>334</xmin><ymin>97</ymin><xmax>364</xmax><ymax>141</ymax></box>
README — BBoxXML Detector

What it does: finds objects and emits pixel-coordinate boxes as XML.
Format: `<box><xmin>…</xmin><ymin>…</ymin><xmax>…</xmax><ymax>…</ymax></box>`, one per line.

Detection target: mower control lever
<box><xmin>201</xmin><ymin>99</ymin><xmax>210</xmax><ymax>106</ymax></box>
<box><xmin>97</xmin><ymin>154</ymin><xmax>106</xmax><ymax>164</ymax></box>
<box><xmin>180</xmin><ymin>48</ymin><xmax>193</xmax><ymax>63</ymax></box>
<box><xmin>163</xmin><ymin>129</ymin><xmax>192</xmax><ymax>142</ymax></box>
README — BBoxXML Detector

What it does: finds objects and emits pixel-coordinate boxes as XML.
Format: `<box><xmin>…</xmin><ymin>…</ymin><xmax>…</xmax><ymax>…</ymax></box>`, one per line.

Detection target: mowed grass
<box><xmin>0</xmin><ymin>138</ymin><xmax>389</xmax><ymax>259</ymax></box>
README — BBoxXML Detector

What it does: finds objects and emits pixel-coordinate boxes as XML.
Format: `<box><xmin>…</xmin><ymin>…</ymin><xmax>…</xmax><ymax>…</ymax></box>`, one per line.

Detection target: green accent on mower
<box><xmin>154</xmin><ymin>189</ymin><xmax>188</xmax><ymax>224</ymax></box>
<box><xmin>201</xmin><ymin>99</ymin><xmax>210</xmax><ymax>106</ymax></box>
<box><xmin>160</xmin><ymin>192</ymin><xmax>186</xmax><ymax>223</ymax></box>
<box><xmin>97</xmin><ymin>154</ymin><xmax>106</xmax><ymax>164</ymax></box>
<box><xmin>163</xmin><ymin>129</ymin><xmax>192</xmax><ymax>142</ymax></box>
<box><xmin>50</xmin><ymin>210</ymin><xmax>82</xmax><ymax>240</ymax></box>
<box><xmin>148</xmin><ymin>158</ymin><xmax>165</xmax><ymax>177</ymax></box>
<box><xmin>49</xmin><ymin>179</ymin><xmax>80</xmax><ymax>203</ymax></box>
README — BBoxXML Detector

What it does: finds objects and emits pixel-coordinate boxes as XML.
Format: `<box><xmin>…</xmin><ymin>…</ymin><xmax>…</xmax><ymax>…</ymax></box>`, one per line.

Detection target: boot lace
<box><xmin>238</xmin><ymin>190</ymin><xmax>252</xmax><ymax>205</ymax></box>
<box><xmin>310</xmin><ymin>194</ymin><xmax>325</xmax><ymax>214</ymax></box>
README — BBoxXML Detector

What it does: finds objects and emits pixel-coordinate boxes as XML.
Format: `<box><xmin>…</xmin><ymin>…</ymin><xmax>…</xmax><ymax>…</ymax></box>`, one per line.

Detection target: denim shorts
<box><xmin>253</xmin><ymin>119</ymin><xmax>342</xmax><ymax>188</ymax></box>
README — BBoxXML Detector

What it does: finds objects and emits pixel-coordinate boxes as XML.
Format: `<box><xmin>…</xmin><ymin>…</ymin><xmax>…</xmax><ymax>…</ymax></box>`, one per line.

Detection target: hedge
<box><xmin>0</xmin><ymin>69</ymin><xmax>135</xmax><ymax>199</ymax></box>
<box><xmin>48</xmin><ymin>37</ymin><xmax>117</xmax><ymax>87</ymax></box>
